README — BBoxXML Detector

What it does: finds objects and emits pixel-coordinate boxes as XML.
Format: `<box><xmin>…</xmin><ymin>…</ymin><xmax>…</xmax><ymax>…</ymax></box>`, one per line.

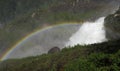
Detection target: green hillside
<box><xmin>0</xmin><ymin>1</ymin><xmax>120</xmax><ymax>71</ymax></box>
<box><xmin>0</xmin><ymin>7</ymin><xmax>120</xmax><ymax>71</ymax></box>
<box><xmin>0</xmin><ymin>39</ymin><xmax>120</xmax><ymax>71</ymax></box>
<box><xmin>0</xmin><ymin>0</ymin><xmax>119</xmax><ymax>58</ymax></box>
<box><xmin>0</xmin><ymin>0</ymin><xmax>118</xmax><ymax>23</ymax></box>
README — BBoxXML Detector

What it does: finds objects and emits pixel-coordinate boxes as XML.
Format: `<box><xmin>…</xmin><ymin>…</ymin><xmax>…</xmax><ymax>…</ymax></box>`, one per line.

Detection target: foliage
<box><xmin>1</xmin><ymin>39</ymin><xmax>120</xmax><ymax>71</ymax></box>
<box><xmin>0</xmin><ymin>0</ymin><xmax>120</xmax><ymax>71</ymax></box>
<box><xmin>0</xmin><ymin>0</ymin><xmax>118</xmax><ymax>57</ymax></box>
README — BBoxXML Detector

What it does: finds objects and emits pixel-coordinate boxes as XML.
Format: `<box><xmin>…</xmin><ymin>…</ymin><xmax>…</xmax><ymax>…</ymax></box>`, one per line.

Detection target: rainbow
<box><xmin>0</xmin><ymin>23</ymin><xmax>80</xmax><ymax>61</ymax></box>
<box><xmin>0</xmin><ymin>24</ymin><xmax>56</xmax><ymax>61</ymax></box>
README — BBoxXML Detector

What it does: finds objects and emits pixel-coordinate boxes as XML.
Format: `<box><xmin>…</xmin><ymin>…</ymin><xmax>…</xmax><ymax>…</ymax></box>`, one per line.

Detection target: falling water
<box><xmin>66</xmin><ymin>17</ymin><xmax>107</xmax><ymax>46</ymax></box>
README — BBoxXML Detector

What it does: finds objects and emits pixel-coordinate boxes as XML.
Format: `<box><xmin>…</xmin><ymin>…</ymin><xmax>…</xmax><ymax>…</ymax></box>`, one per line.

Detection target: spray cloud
<box><xmin>66</xmin><ymin>17</ymin><xmax>107</xmax><ymax>46</ymax></box>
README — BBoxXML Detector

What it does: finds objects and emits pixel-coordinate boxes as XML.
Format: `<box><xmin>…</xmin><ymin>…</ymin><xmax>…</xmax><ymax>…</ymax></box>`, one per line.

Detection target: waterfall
<box><xmin>66</xmin><ymin>17</ymin><xmax>107</xmax><ymax>46</ymax></box>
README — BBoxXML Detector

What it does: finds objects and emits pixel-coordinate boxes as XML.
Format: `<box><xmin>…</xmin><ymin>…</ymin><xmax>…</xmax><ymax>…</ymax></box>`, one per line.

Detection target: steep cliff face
<box><xmin>105</xmin><ymin>7</ymin><xmax>120</xmax><ymax>40</ymax></box>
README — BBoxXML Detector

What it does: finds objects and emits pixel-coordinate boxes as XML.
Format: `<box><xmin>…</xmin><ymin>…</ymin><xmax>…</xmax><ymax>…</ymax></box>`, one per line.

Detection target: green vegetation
<box><xmin>0</xmin><ymin>0</ymin><xmax>120</xmax><ymax>71</ymax></box>
<box><xmin>1</xmin><ymin>39</ymin><xmax>120</xmax><ymax>71</ymax></box>
<box><xmin>0</xmin><ymin>0</ymin><xmax>114</xmax><ymax>23</ymax></box>
<box><xmin>0</xmin><ymin>0</ymin><xmax>118</xmax><ymax>58</ymax></box>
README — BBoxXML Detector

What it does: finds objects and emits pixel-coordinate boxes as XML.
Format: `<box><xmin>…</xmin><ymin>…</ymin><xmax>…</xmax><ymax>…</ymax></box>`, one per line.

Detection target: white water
<box><xmin>66</xmin><ymin>17</ymin><xmax>107</xmax><ymax>46</ymax></box>
<box><xmin>2</xmin><ymin>17</ymin><xmax>107</xmax><ymax>60</ymax></box>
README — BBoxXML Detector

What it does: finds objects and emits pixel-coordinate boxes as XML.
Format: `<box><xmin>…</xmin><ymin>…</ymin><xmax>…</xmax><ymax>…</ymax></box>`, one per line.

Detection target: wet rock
<box><xmin>104</xmin><ymin>7</ymin><xmax>120</xmax><ymax>40</ymax></box>
<box><xmin>48</xmin><ymin>47</ymin><xmax>60</xmax><ymax>54</ymax></box>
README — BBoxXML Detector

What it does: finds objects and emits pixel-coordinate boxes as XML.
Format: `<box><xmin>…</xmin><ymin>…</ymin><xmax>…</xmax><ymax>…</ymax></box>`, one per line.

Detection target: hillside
<box><xmin>105</xmin><ymin>7</ymin><xmax>120</xmax><ymax>40</ymax></box>
<box><xmin>0</xmin><ymin>39</ymin><xmax>120</xmax><ymax>71</ymax></box>
<box><xmin>0</xmin><ymin>8</ymin><xmax>120</xmax><ymax>71</ymax></box>
<box><xmin>0</xmin><ymin>0</ymin><xmax>119</xmax><ymax>58</ymax></box>
<box><xmin>0</xmin><ymin>0</ymin><xmax>119</xmax><ymax>23</ymax></box>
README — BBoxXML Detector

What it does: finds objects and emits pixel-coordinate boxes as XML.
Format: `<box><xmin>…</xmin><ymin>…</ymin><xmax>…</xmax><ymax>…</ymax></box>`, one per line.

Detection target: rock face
<box><xmin>48</xmin><ymin>47</ymin><xmax>60</xmax><ymax>54</ymax></box>
<box><xmin>104</xmin><ymin>7</ymin><xmax>120</xmax><ymax>40</ymax></box>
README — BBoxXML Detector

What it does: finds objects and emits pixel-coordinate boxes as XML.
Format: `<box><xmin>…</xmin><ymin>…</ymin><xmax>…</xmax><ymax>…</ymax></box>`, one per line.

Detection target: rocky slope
<box><xmin>105</xmin><ymin>7</ymin><xmax>120</xmax><ymax>40</ymax></box>
<box><xmin>0</xmin><ymin>36</ymin><xmax>120</xmax><ymax>71</ymax></box>
<box><xmin>1</xmin><ymin>7</ymin><xmax>120</xmax><ymax>71</ymax></box>
<box><xmin>0</xmin><ymin>0</ymin><xmax>119</xmax><ymax>58</ymax></box>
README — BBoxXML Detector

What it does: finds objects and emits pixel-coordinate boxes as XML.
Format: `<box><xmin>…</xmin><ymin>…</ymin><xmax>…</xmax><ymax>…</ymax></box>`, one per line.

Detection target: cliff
<box><xmin>105</xmin><ymin>7</ymin><xmax>120</xmax><ymax>40</ymax></box>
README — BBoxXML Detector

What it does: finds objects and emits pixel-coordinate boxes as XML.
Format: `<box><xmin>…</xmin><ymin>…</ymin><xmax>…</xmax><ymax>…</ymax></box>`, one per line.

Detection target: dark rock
<box><xmin>104</xmin><ymin>7</ymin><xmax>120</xmax><ymax>40</ymax></box>
<box><xmin>48</xmin><ymin>47</ymin><xmax>60</xmax><ymax>54</ymax></box>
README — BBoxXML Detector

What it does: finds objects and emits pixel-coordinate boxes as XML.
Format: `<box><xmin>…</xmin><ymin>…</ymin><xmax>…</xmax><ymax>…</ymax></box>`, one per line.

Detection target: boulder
<box><xmin>48</xmin><ymin>47</ymin><xmax>60</xmax><ymax>54</ymax></box>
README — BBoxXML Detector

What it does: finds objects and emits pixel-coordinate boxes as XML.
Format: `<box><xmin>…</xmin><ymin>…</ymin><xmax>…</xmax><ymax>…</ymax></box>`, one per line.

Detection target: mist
<box><xmin>66</xmin><ymin>17</ymin><xmax>107</xmax><ymax>46</ymax></box>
